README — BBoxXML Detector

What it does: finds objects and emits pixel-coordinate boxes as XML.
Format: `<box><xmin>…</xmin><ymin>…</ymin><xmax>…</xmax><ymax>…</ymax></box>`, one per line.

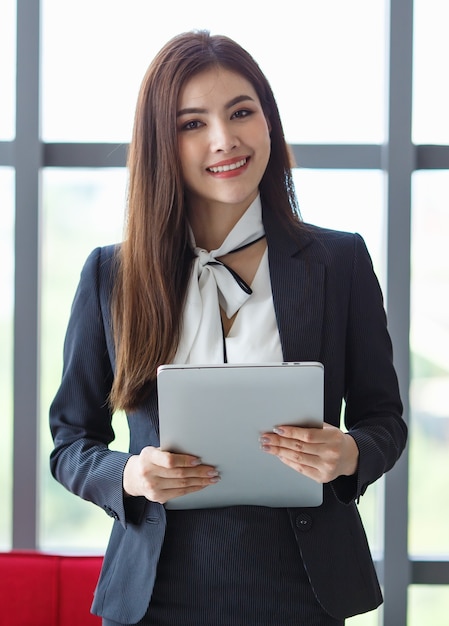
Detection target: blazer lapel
<box><xmin>263</xmin><ymin>209</ymin><xmax>325</xmax><ymax>363</ymax></box>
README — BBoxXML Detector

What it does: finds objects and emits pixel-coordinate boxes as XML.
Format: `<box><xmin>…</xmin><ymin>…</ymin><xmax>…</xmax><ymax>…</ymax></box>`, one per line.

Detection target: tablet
<box><xmin>157</xmin><ymin>362</ymin><xmax>324</xmax><ymax>509</ymax></box>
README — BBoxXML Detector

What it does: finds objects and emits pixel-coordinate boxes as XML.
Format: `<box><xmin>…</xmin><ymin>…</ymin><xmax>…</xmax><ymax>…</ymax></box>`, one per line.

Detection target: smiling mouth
<box><xmin>207</xmin><ymin>158</ymin><xmax>248</xmax><ymax>174</ymax></box>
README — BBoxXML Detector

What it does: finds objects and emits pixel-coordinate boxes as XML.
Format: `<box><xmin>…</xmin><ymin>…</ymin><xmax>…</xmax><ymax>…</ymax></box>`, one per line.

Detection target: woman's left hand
<box><xmin>260</xmin><ymin>423</ymin><xmax>359</xmax><ymax>484</ymax></box>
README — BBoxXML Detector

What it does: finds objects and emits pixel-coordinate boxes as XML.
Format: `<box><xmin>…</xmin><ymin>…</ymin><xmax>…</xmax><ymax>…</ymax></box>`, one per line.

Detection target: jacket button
<box><xmin>295</xmin><ymin>513</ymin><xmax>313</xmax><ymax>532</ymax></box>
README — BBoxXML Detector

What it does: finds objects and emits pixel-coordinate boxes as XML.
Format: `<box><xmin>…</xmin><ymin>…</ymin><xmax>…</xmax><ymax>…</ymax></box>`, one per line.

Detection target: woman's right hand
<box><xmin>123</xmin><ymin>446</ymin><xmax>220</xmax><ymax>504</ymax></box>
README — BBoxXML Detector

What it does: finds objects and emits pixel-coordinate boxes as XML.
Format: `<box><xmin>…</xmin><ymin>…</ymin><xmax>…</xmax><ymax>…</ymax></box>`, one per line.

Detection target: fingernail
<box><xmin>273</xmin><ymin>427</ymin><xmax>284</xmax><ymax>435</ymax></box>
<box><xmin>207</xmin><ymin>469</ymin><xmax>219</xmax><ymax>477</ymax></box>
<box><xmin>259</xmin><ymin>436</ymin><xmax>269</xmax><ymax>444</ymax></box>
<box><xmin>191</xmin><ymin>458</ymin><xmax>202</xmax><ymax>466</ymax></box>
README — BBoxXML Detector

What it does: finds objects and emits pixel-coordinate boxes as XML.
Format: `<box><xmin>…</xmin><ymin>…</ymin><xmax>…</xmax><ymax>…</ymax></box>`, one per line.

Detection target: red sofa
<box><xmin>0</xmin><ymin>551</ymin><xmax>103</xmax><ymax>626</ymax></box>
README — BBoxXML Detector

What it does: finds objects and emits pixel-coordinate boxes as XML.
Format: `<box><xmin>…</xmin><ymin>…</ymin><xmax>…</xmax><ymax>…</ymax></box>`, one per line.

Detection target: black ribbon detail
<box><xmin>206</xmin><ymin>234</ymin><xmax>266</xmax><ymax>296</ymax></box>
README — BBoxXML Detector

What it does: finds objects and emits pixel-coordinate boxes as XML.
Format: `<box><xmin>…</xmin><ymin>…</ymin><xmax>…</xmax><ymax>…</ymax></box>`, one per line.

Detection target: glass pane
<box><xmin>409</xmin><ymin>171</ymin><xmax>449</xmax><ymax>555</ymax></box>
<box><xmin>293</xmin><ymin>169</ymin><xmax>386</xmax><ymax>285</ymax></box>
<box><xmin>41</xmin><ymin>0</ymin><xmax>385</xmax><ymax>144</ymax></box>
<box><xmin>0</xmin><ymin>0</ymin><xmax>16</xmax><ymax>140</ymax></box>
<box><xmin>409</xmin><ymin>586</ymin><xmax>449</xmax><ymax>626</ymax></box>
<box><xmin>347</xmin><ymin>607</ymin><xmax>380</xmax><ymax>626</ymax></box>
<box><xmin>0</xmin><ymin>168</ymin><xmax>15</xmax><ymax>549</ymax></box>
<box><xmin>40</xmin><ymin>168</ymin><xmax>128</xmax><ymax>551</ymax></box>
<box><xmin>413</xmin><ymin>0</ymin><xmax>449</xmax><ymax>144</ymax></box>
<box><xmin>271</xmin><ymin>2</ymin><xmax>386</xmax><ymax>144</ymax></box>
<box><xmin>293</xmin><ymin>168</ymin><xmax>386</xmax><ymax>557</ymax></box>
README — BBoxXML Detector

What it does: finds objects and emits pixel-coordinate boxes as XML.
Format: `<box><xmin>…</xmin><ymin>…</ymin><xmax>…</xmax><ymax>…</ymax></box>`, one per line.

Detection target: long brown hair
<box><xmin>110</xmin><ymin>30</ymin><xmax>303</xmax><ymax>411</ymax></box>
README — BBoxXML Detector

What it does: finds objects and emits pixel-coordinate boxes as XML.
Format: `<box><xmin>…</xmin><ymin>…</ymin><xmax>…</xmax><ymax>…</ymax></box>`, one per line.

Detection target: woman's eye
<box><xmin>181</xmin><ymin>120</ymin><xmax>203</xmax><ymax>131</ymax></box>
<box><xmin>232</xmin><ymin>109</ymin><xmax>251</xmax><ymax>119</ymax></box>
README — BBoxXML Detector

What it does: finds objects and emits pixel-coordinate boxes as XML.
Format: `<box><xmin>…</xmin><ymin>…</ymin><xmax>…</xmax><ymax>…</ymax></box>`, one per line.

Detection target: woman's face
<box><xmin>177</xmin><ymin>67</ymin><xmax>271</xmax><ymax>217</ymax></box>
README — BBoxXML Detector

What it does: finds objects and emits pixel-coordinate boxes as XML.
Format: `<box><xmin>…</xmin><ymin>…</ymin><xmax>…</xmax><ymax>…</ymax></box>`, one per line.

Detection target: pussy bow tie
<box><xmin>196</xmin><ymin>235</ymin><xmax>265</xmax><ymax>319</ymax></box>
<box><xmin>173</xmin><ymin>195</ymin><xmax>265</xmax><ymax>364</ymax></box>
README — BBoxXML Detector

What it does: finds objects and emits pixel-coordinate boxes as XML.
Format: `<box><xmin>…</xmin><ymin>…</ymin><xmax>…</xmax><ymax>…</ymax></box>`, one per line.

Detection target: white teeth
<box><xmin>208</xmin><ymin>158</ymin><xmax>247</xmax><ymax>173</ymax></box>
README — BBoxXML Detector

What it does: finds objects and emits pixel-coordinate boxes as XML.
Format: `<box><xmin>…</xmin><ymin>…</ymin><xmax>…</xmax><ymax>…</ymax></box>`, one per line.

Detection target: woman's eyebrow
<box><xmin>226</xmin><ymin>94</ymin><xmax>256</xmax><ymax>108</ymax></box>
<box><xmin>177</xmin><ymin>94</ymin><xmax>255</xmax><ymax>117</ymax></box>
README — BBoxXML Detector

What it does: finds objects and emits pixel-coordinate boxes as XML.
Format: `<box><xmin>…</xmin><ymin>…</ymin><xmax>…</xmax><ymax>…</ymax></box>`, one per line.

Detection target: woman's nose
<box><xmin>209</xmin><ymin>121</ymin><xmax>239</xmax><ymax>153</ymax></box>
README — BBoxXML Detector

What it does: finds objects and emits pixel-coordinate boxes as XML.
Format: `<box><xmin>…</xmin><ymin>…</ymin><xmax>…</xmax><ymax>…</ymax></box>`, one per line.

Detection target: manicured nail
<box><xmin>273</xmin><ymin>427</ymin><xmax>284</xmax><ymax>435</ymax></box>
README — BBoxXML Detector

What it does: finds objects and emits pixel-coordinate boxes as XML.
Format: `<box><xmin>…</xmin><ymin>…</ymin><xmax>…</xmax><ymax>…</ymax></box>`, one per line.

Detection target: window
<box><xmin>409</xmin><ymin>586</ymin><xmax>449</xmax><ymax>626</ymax></box>
<box><xmin>39</xmin><ymin>168</ymin><xmax>127</xmax><ymax>550</ymax></box>
<box><xmin>0</xmin><ymin>168</ymin><xmax>15</xmax><ymax>549</ymax></box>
<box><xmin>409</xmin><ymin>171</ymin><xmax>449</xmax><ymax>556</ymax></box>
<box><xmin>0</xmin><ymin>0</ymin><xmax>16</xmax><ymax>140</ymax></box>
<box><xmin>293</xmin><ymin>169</ymin><xmax>385</xmax><ymax>279</ymax></box>
<box><xmin>41</xmin><ymin>0</ymin><xmax>385</xmax><ymax>144</ymax></box>
<box><xmin>413</xmin><ymin>0</ymin><xmax>449</xmax><ymax>144</ymax></box>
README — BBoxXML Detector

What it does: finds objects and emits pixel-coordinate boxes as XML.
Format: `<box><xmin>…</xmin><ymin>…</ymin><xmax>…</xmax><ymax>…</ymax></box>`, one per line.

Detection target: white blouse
<box><xmin>174</xmin><ymin>196</ymin><xmax>283</xmax><ymax>364</ymax></box>
<box><xmin>225</xmin><ymin>248</ymin><xmax>284</xmax><ymax>363</ymax></box>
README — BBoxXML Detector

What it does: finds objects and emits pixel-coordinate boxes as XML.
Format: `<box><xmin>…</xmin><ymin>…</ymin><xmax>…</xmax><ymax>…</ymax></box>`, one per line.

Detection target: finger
<box><xmin>261</xmin><ymin>421</ymin><xmax>342</xmax><ymax>452</ymax></box>
<box><xmin>261</xmin><ymin>441</ymin><xmax>332</xmax><ymax>484</ymax></box>
<box><xmin>261</xmin><ymin>438</ymin><xmax>321</xmax><ymax>467</ymax></box>
<box><xmin>265</xmin><ymin>437</ymin><xmax>353</xmax><ymax>484</ymax></box>
<box><xmin>154</xmin><ymin>480</ymin><xmax>220</xmax><ymax>504</ymax></box>
<box><xmin>143</xmin><ymin>472</ymin><xmax>221</xmax><ymax>504</ymax></box>
<box><xmin>262</xmin><ymin>430</ymin><xmax>346</xmax><ymax>468</ymax></box>
<box><xmin>152</xmin><ymin>471</ymin><xmax>220</xmax><ymax>490</ymax></box>
<box><xmin>144</xmin><ymin>446</ymin><xmax>205</xmax><ymax>469</ymax></box>
<box><xmin>260</xmin><ymin>436</ymin><xmax>321</xmax><ymax>473</ymax></box>
<box><xmin>260</xmin><ymin>432</ymin><xmax>323</xmax><ymax>456</ymax></box>
<box><xmin>156</xmin><ymin>465</ymin><xmax>221</xmax><ymax>482</ymax></box>
<box><xmin>272</xmin><ymin>425</ymin><xmax>324</xmax><ymax>443</ymax></box>
<box><xmin>276</xmin><ymin>425</ymin><xmax>346</xmax><ymax>464</ymax></box>
<box><xmin>274</xmin><ymin>454</ymin><xmax>326</xmax><ymax>483</ymax></box>
<box><xmin>140</xmin><ymin>452</ymin><xmax>220</xmax><ymax>481</ymax></box>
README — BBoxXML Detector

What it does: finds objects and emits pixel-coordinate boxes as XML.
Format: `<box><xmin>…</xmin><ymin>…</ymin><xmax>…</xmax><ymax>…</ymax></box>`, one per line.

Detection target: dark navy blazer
<box><xmin>50</xmin><ymin>206</ymin><xmax>407</xmax><ymax>623</ymax></box>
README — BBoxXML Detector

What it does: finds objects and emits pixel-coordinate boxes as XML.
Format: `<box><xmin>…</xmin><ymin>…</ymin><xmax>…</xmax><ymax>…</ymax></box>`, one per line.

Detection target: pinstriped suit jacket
<box><xmin>50</xmin><ymin>205</ymin><xmax>407</xmax><ymax>623</ymax></box>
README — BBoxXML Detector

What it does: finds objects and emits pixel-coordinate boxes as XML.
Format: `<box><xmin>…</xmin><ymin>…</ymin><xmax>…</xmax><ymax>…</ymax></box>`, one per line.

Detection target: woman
<box><xmin>50</xmin><ymin>31</ymin><xmax>407</xmax><ymax>625</ymax></box>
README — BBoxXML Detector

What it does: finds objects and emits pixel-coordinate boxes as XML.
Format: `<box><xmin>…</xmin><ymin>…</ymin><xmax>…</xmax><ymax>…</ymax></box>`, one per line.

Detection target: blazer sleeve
<box><xmin>331</xmin><ymin>233</ymin><xmax>407</xmax><ymax>503</ymax></box>
<box><xmin>49</xmin><ymin>247</ymin><xmax>134</xmax><ymax>529</ymax></box>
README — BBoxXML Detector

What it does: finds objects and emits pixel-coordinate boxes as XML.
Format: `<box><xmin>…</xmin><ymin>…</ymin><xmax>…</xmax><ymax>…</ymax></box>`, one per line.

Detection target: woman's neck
<box><xmin>187</xmin><ymin>197</ymin><xmax>256</xmax><ymax>251</ymax></box>
<box><xmin>189</xmin><ymin>213</ymin><xmax>239</xmax><ymax>251</ymax></box>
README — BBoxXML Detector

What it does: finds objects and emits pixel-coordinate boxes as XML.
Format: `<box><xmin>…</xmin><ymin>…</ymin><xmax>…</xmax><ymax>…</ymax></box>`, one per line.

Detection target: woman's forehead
<box><xmin>177</xmin><ymin>67</ymin><xmax>259</xmax><ymax>110</ymax></box>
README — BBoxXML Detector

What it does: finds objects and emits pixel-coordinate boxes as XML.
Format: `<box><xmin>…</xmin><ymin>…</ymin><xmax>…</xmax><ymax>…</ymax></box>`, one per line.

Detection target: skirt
<box><xmin>103</xmin><ymin>506</ymin><xmax>344</xmax><ymax>626</ymax></box>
